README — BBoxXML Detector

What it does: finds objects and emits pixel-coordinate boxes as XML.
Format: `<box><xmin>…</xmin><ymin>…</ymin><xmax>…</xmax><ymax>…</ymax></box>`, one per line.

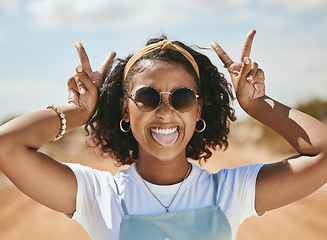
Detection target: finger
<box><xmin>211</xmin><ymin>42</ymin><xmax>234</xmax><ymax>69</ymax></box>
<box><xmin>98</xmin><ymin>51</ymin><xmax>116</xmax><ymax>77</ymax></box>
<box><xmin>74</xmin><ymin>73</ymin><xmax>86</xmax><ymax>95</ymax></box>
<box><xmin>240</xmin><ymin>29</ymin><xmax>256</xmax><ymax>61</ymax></box>
<box><xmin>67</xmin><ymin>76</ymin><xmax>78</xmax><ymax>92</ymax></box>
<box><xmin>247</xmin><ymin>61</ymin><xmax>258</xmax><ymax>84</ymax></box>
<box><xmin>76</xmin><ymin>65</ymin><xmax>96</xmax><ymax>94</ymax></box>
<box><xmin>75</xmin><ymin>42</ymin><xmax>92</xmax><ymax>73</ymax></box>
<box><xmin>67</xmin><ymin>76</ymin><xmax>79</xmax><ymax>104</ymax></box>
<box><xmin>238</xmin><ymin>57</ymin><xmax>252</xmax><ymax>84</ymax></box>
<box><xmin>68</xmin><ymin>89</ymin><xmax>79</xmax><ymax>104</ymax></box>
<box><xmin>255</xmin><ymin>68</ymin><xmax>265</xmax><ymax>82</ymax></box>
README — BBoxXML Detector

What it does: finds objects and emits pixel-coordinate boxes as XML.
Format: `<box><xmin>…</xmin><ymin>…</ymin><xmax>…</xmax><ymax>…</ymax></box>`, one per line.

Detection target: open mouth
<box><xmin>150</xmin><ymin>126</ymin><xmax>180</xmax><ymax>146</ymax></box>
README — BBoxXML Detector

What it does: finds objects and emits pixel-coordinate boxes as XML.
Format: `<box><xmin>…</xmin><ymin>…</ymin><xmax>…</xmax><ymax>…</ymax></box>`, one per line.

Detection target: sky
<box><xmin>0</xmin><ymin>0</ymin><xmax>327</xmax><ymax>122</ymax></box>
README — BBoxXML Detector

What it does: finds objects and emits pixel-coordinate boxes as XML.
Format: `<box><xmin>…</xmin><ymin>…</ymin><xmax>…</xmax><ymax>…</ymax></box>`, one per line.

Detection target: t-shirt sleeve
<box><xmin>216</xmin><ymin>163</ymin><xmax>264</xmax><ymax>239</ymax></box>
<box><xmin>64</xmin><ymin>164</ymin><xmax>125</xmax><ymax>240</ymax></box>
<box><xmin>64</xmin><ymin>163</ymin><xmax>115</xmax><ymax>223</ymax></box>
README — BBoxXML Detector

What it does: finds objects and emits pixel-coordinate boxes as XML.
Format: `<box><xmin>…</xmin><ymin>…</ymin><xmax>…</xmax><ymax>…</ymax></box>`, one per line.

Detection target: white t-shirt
<box><xmin>66</xmin><ymin>162</ymin><xmax>264</xmax><ymax>240</ymax></box>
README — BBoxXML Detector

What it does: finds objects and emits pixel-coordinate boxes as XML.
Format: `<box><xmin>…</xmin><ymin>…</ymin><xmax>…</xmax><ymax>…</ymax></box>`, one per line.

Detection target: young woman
<box><xmin>0</xmin><ymin>30</ymin><xmax>326</xmax><ymax>240</ymax></box>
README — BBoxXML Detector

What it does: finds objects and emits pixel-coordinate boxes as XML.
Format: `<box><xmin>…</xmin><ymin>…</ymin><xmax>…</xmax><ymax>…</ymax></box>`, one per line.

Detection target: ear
<box><xmin>196</xmin><ymin>98</ymin><xmax>203</xmax><ymax>121</ymax></box>
<box><xmin>120</xmin><ymin>98</ymin><xmax>130</xmax><ymax>122</ymax></box>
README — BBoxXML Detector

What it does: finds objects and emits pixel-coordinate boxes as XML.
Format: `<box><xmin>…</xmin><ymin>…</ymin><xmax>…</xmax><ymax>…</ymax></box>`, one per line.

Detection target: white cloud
<box><xmin>3</xmin><ymin>0</ymin><xmax>326</xmax><ymax>116</ymax></box>
<box><xmin>222</xmin><ymin>5</ymin><xmax>294</xmax><ymax>30</ymax></box>
<box><xmin>0</xmin><ymin>0</ymin><xmax>18</xmax><ymax>15</ymax></box>
<box><xmin>219</xmin><ymin>0</ymin><xmax>327</xmax><ymax>13</ymax></box>
<box><xmin>260</xmin><ymin>0</ymin><xmax>327</xmax><ymax>13</ymax></box>
<box><xmin>24</xmin><ymin>0</ymin><xmax>327</xmax><ymax>32</ymax></box>
<box><xmin>228</xmin><ymin>0</ymin><xmax>252</xmax><ymax>7</ymax></box>
<box><xmin>25</xmin><ymin>0</ymin><xmax>224</xmax><ymax>31</ymax></box>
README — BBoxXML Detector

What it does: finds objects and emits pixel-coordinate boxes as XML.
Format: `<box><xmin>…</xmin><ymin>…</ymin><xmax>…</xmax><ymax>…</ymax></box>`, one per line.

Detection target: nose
<box><xmin>156</xmin><ymin>93</ymin><xmax>174</xmax><ymax>119</ymax></box>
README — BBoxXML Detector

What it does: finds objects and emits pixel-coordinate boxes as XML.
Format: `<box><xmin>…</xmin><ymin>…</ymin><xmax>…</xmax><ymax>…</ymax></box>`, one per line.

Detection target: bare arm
<box><xmin>244</xmin><ymin>96</ymin><xmax>327</xmax><ymax>212</ymax></box>
<box><xmin>0</xmin><ymin>104</ymin><xmax>88</xmax><ymax>215</ymax></box>
<box><xmin>0</xmin><ymin>45</ymin><xmax>116</xmax><ymax>215</ymax></box>
<box><xmin>212</xmin><ymin>30</ymin><xmax>327</xmax><ymax>213</ymax></box>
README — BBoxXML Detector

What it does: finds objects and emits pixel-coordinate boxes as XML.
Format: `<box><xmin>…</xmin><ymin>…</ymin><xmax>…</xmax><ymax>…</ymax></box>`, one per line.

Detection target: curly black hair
<box><xmin>85</xmin><ymin>35</ymin><xmax>236</xmax><ymax>166</ymax></box>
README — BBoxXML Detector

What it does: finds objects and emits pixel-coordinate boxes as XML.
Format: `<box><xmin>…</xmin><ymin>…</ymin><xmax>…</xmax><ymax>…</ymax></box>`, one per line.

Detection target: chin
<box><xmin>140</xmin><ymin>144</ymin><xmax>187</xmax><ymax>162</ymax></box>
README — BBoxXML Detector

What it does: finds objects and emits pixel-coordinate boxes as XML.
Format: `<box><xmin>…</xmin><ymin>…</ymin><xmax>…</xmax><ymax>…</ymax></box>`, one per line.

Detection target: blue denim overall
<box><xmin>115</xmin><ymin>174</ymin><xmax>232</xmax><ymax>240</ymax></box>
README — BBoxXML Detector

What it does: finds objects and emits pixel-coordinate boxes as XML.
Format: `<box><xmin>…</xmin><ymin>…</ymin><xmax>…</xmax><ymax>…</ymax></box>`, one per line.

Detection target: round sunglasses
<box><xmin>128</xmin><ymin>87</ymin><xmax>200</xmax><ymax>113</ymax></box>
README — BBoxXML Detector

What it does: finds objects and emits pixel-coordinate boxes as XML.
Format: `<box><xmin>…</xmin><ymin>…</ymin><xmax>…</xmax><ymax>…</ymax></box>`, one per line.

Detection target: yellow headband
<box><xmin>122</xmin><ymin>40</ymin><xmax>200</xmax><ymax>87</ymax></box>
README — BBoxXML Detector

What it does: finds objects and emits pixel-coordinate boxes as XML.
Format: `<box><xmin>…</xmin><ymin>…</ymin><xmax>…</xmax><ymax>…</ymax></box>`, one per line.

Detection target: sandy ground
<box><xmin>1</xmin><ymin>127</ymin><xmax>327</xmax><ymax>240</ymax></box>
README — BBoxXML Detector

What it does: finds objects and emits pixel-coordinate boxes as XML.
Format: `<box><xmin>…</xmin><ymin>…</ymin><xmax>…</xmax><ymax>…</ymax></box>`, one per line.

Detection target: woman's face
<box><xmin>123</xmin><ymin>60</ymin><xmax>202</xmax><ymax>162</ymax></box>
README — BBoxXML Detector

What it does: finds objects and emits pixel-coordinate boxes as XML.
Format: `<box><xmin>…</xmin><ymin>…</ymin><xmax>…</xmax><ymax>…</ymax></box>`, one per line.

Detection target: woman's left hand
<box><xmin>211</xmin><ymin>30</ymin><xmax>265</xmax><ymax>109</ymax></box>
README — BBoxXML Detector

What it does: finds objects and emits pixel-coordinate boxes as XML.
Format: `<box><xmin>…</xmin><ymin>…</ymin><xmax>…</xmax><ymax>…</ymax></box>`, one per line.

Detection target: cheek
<box><xmin>179</xmin><ymin>107</ymin><xmax>199</xmax><ymax>140</ymax></box>
<box><xmin>184</xmin><ymin>115</ymin><xmax>197</xmax><ymax>137</ymax></box>
<box><xmin>128</xmin><ymin>104</ymin><xmax>148</xmax><ymax>136</ymax></box>
<box><xmin>187</xmin><ymin>104</ymin><xmax>203</xmax><ymax>133</ymax></box>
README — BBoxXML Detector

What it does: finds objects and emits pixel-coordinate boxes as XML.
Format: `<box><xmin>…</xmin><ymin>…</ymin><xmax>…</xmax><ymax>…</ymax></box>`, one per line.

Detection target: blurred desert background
<box><xmin>1</xmin><ymin>0</ymin><xmax>327</xmax><ymax>239</ymax></box>
<box><xmin>1</xmin><ymin>99</ymin><xmax>327</xmax><ymax>240</ymax></box>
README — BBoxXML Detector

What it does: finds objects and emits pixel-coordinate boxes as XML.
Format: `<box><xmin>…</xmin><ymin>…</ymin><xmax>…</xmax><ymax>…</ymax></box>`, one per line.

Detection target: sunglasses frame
<box><xmin>128</xmin><ymin>87</ymin><xmax>200</xmax><ymax>113</ymax></box>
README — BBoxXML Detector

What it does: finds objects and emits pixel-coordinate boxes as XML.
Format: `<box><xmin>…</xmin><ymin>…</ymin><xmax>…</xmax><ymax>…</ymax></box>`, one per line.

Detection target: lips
<box><xmin>150</xmin><ymin>126</ymin><xmax>179</xmax><ymax>146</ymax></box>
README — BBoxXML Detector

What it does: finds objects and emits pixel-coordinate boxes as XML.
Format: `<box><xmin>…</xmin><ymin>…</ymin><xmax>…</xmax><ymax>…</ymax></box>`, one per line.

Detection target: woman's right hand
<box><xmin>67</xmin><ymin>43</ymin><xmax>116</xmax><ymax>119</ymax></box>
<box><xmin>0</xmin><ymin>43</ymin><xmax>116</xmax><ymax>216</ymax></box>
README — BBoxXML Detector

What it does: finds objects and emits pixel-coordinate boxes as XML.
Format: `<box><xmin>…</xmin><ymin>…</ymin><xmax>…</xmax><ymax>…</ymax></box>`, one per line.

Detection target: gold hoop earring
<box><xmin>195</xmin><ymin>119</ymin><xmax>206</xmax><ymax>133</ymax></box>
<box><xmin>120</xmin><ymin>119</ymin><xmax>131</xmax><ymax>132</ymax></box>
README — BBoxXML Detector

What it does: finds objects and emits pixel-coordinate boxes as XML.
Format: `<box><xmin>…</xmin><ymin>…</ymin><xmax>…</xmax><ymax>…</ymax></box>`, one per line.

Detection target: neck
<box><xmin>136</xmin><ymin>151</ymin><xmax>191</xmax><ymax>185</ymax></box>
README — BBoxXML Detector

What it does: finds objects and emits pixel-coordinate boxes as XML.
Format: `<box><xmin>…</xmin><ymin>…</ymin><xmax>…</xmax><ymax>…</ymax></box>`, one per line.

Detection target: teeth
<box><xmin>151</xmin><ymin>127</ymin><xmax>178</xmax><ymax>135</ymax></box>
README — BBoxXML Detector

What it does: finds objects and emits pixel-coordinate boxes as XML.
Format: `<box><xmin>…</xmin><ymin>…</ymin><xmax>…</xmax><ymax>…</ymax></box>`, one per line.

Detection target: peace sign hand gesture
<box><xmin>211</xmin><ymin>30</ymin><xmax>265</xmax><ymax>110</ymax></box>
<box><xmin>67</xmin><ymin>43</ymin><xmax>116</xmax><ymax>119</ymax></box>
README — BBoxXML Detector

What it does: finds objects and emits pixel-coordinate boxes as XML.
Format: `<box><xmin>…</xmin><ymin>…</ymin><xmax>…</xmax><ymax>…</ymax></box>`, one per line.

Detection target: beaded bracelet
<box><xmin>46</xmin><ymin>105</ymin><xmax>66</xmax><ymax>141</ymax></box>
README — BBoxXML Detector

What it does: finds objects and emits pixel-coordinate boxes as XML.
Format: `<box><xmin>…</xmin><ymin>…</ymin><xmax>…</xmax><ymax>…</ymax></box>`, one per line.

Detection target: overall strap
<box><xmin>213</xmin><ymin>173</ymin><xmax>218</xmax><ymax>206</ymax></box>
<box><xmin>114</xmin><ymin>179</ymin><xmax>129</xmax><ymax>216</ymax></box>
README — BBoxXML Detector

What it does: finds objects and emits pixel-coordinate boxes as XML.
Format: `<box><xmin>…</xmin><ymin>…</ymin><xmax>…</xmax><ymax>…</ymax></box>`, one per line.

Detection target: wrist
<box><xmin>59</xmin><ymin>104</ymin><xmax>94</xmax><ymax>132</ymax></box>
<box><xmin>238</xmin><ymin>95</ymin><xmax>270</xmax><ymax>116</ymax></box>
<box><xmin>46</xmin><ymin>105</ymin><xmax>66</xmax><ymax>141</ymax></box>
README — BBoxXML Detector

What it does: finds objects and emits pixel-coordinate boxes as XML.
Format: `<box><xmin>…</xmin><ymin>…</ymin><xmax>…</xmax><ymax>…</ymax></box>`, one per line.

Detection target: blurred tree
<box><xmin>238</xmin><ymin>98</ymin><xmax>327</xmax><ymax>154</ymax></box>
<box><xmin>0</xmin><ymin>115</ymin><xmax>19</xmax><ymax>126</ymax></box>
<box><xmin>296</xmin><ymin>99</ymin><xmax>327</xmax><ymax>123</ymax></box>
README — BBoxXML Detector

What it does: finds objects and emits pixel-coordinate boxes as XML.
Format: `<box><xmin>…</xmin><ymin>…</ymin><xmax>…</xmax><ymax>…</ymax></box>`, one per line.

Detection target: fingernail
<box><xmin>80</xmin><ymin>88</ymin><xmax>86</xmax><ymax>94</ymax></box>
<box><xmin>74</xmin><ymin>42</ymin><xmax>82</xmax><ymax>48</ymax></box>
<box><xmin>244</xmin><ymin>58</ymin><xmax>250</xmax><ymax>65</ymax></box>
<box><xmin>211</xmin><ymin>42</ymin><xmax>218</xmax><ymax>50</ymax></box>
<box><xmin>77</xmin><ymin>65</ymin><xmax>83</xmax><ymax>73</ymax></box>
<box><xmin>247</xmin><ymin>75</ymin><xmax>253</xmax><ymax>81</ymax></box>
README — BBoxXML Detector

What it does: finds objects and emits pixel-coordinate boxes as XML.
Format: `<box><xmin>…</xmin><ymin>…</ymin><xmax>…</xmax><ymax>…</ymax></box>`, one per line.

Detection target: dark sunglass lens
<box><xmin>134</xmin><ymin>87</ymin><xmax>160</xmax><ymax>111</ymax></box>
<box><xmin>171</xmin><ymin>88</ymin><xmax>196</xmax><ymax>112</ymax></box>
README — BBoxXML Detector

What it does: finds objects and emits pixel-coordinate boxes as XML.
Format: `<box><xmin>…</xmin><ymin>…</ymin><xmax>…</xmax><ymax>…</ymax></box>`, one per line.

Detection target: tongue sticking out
<box><xmin>151</xmin><ymin>128</ymin><xmax>179</xmax><ymax>146</ymax></box>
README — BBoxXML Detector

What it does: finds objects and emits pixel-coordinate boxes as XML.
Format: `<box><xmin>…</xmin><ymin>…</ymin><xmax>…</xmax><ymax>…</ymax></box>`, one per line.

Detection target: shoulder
<box><xmin>213</xmin><ymin>164</ymin><xmax>265</xmax><ymax>238</ymax></box>
<box><xmin>186</xmin><ymin>163</ymin><xmax>212</xmax><ymax>187</ymax></box>
<box><xmin>64</xmin><ymin>163</ymin><xmax>131</xmax><ymax>209</ymax></box>
<box><xmin>65</xmin><ymin>163</ymin><xmax>126</xmax><ymax>235</ymax></box>
<box><xmin>65</xmin><ymin>163</ymin><xmax>113</xmax><ymax>179</ymax></box>
<box><xmin>216</xmin><ymin>163</ymin><xmax>264</xmax><ymax>184</ymax></box>
<box><xmin>65</xmin><ymin>163</ymin><xmax>120</xmax><ymax>193</ymax></box>
<box><xmin>189</xmin><ymin>163</ymin><xmax>264</xmax><ymax>188</ymax></box>
<box><xmin>213</xmin><ymin>163</ymin><xmax>265</xmax><ymax>211</ymax></box>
